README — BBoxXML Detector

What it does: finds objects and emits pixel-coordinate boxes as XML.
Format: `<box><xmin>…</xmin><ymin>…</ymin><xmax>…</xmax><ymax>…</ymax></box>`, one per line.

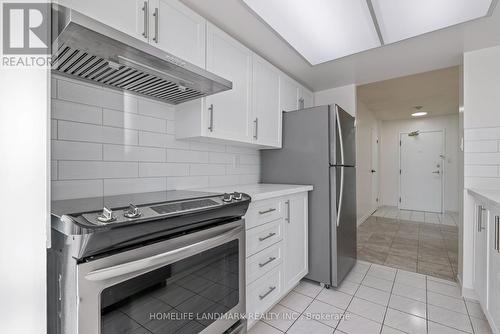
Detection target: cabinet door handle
<box><xmin>258</xmin><ymin>256</ymin><xmax>277</xmax><ymax>268</ymax></box>
<box><xmin>259</xmin><ymin>286</ymin><xmax>276</xmax><ymax>300</ymax></box>
<box><xmin>496</xmin><ymin>216</ymin><xmax>500</xmax><ymax>252</ymax></box>
<box><xmin>153</xmin><ymin>7</ymin><xmax>159</xmax><ymax>43</ymax></box>
<box><xmin>142</xmin><ymin>1</ymin><xmax>149</xmax><ymax>38</ymax></box>
<box><xmin>478</xmin><ymin>205</ymin><xmax>484</xmax><ymax>232</ymax></box>
<box><xmin>285</xmin><ymin>200</ymin><xmax>290</xmax><ymax>223</ymax></box>
<box><xmin>259</xmin><ymin>232</ymin><xmax>276</xmax><ymax>242</ymax></box>
<box><xmin>258</xmin><ymin>208</ymin><xmax>276</xmax><ymax>215</ymax></box>
<box><xmin>253</xmin><ymin>118</ymin><xmax>258</xmax><ymax>139</ymax></box>
<box><xmin>208</xmin><ymin>104</ymin><xmax>214</xmax><ymax>132</ymax></box>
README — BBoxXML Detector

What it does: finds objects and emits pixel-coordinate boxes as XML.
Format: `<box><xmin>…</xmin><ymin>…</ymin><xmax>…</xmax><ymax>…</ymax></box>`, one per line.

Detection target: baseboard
<box><xmin>458</xmin><ymin>275</ymin><xmax>478</xmax><ymax>300</ymax></box>
<box><xmin>357</xmin><ymin>212</ymin><xmax>372</xmax><ymax>226</ymax></box>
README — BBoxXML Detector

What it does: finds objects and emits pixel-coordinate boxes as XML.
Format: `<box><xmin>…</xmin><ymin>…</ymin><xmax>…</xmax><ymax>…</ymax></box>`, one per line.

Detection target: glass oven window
<box><xmin>100</xmin><ymin>240</ymin><xmax>239</xmax><ymax>334</ymax></box>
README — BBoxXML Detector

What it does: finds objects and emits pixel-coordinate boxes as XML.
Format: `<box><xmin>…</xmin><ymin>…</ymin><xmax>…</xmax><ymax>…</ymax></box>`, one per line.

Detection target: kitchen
<box><xmin>2</xmin><ymin>1</ymin><xmax>500</xmax><ymax>334</ymax></box>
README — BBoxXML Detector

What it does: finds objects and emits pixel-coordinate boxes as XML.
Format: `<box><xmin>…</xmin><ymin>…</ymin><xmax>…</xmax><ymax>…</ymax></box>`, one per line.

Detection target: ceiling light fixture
<box><xmin>411</xmin><ymin>112</ymin><xmax>428</xmax><ymax>117</ymax></box>
<box><xmin>242</xmin><ymin>0</ymin><xmax>496</xmax><ymax>65</ymax></box>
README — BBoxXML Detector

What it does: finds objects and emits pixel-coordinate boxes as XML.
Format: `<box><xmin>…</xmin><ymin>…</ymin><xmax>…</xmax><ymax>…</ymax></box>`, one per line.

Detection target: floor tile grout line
<box><xmin>463</xmin><ymin>296</ymin><xmax>477</xmax><ymax>334</ymax></box>
<box><xmin>425</xmin><ymin>274</ymin><xmax>429</xmax><ymax>334</ymax></box>
<box><xmin>378</xmin><ymin>268</ymin><xmax>397</xmax><ymax>334</ymax></box>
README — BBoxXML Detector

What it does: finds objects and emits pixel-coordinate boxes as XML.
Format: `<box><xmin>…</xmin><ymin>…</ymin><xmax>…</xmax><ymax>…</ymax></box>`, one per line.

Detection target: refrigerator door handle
<box><xmin>337</xmin><ymin>166</ymin><xmax>344</xmax><ymax>227</ymax></box>
<box><xmin>336</xmin><ymin>107</ymin><xmax>345</xmax><ymax>165</ymax></box>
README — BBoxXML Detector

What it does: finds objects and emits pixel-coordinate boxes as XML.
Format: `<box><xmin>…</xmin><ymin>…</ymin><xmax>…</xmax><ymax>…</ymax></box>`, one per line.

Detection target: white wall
<box><xmin>356</xmin><ymin>100</ymin><xmax>379</xmax><ymax>225</ymax></box>
<box><xmin>462</xmin><ymin>45</ymin><xmax>500</xmax><ymax>292</ymax></box>
<box><xmin>0</xmin><ymin>35</ymin><xmax>49</xmax><ymax>334</ymax></box>
<box><xmin>379</xmin><ymin>114</ymin><xmax>460</xmax><ymax>212</ymax></box>
<box><xmin>51</xmin><ymin>75</ymin><xmax>260</xmax><ymax>200</ymax></box>
<box><xmin>314</xmin><ymin>84</ymin><xmax>357</xmax><ymax>116</ymax></box>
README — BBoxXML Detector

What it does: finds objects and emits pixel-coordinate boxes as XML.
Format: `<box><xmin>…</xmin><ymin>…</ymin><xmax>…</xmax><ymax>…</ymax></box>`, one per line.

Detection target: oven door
<box><xmin>76</xmin><ymin>220</ymin><xmax>245</xmax><ymax>334</ymax></box>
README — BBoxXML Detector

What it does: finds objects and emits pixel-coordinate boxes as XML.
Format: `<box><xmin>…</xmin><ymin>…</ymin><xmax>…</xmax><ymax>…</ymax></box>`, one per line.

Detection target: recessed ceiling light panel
<box><xmin>243</xmin><ymin>0</ymin><xmax>381</xmax><ymax>65</ymax></box>
<box><xmin>371</xmin><ymin>0</ymin><xmax>494</xmax><ymax>44</ymax></box>
<box><xmin>411</xmin><ymin>111</ymin><xmax>428</xmax><ymax>117</ymax></box>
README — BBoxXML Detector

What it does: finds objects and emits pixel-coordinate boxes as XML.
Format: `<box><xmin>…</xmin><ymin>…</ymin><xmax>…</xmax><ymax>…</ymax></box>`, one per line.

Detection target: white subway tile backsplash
<box><xmin>465</xmin><ymin>152</ymin><xmax>500</xmax><ymax>165</ymax></box>
<box><xmin>59</xmin><ymin>161</ymin><xmax>138</xmax><ymax>180</ymax></box>
<box><xmin>465</xmin><ymin>177</ymin><xmax>500</xmax><ymax>190</ymax></box>
<box><xmin>104</xmin><ymin>178</ymin><xmax>166</xmax><ymax>196</ymax></box>
<box><xmin>52</xmin><ymin>140</ymin><xmax>102</xmax><ymax>161</ymax></box>
<box><xmin>51</xmin><ymin>77</ymin><xmax>260</xmax><ymax>200</ymax></box>
<box><xmin>58</xmin><ymin>78</ymin><xmax>138</xmax><ymax>113</ymax></box>
<box><xmin>464</xmin><ymin>140</ymin><xmax>498</xmax><ymax>153</ymax></box>
<box><xmin>139</xmin><ymin>163</ymin><xmax>190</xmax><ymax>177</ymax></box>
<box><xmin>139</xmin><ymin>131</ymin><xmax>189</xmax><ymax>149</ymax></box>
<box><xmin>51</xmin><ymin>78</ymin><xmax>57</xmax><ymax>98</ymax></box>
<box><xmin>190</xmin><ymin>164</ymin><xmax>226</xmax><ymax>176</ymax></box>
<box><xmin>464</xmin><ymin>165</ymin><xmax>498</xmax><ymax>177</ymax></box>
<box><xmin>103</xmin><ymin>109</ymin><xmax>167</xmax><ymax>133</ymax></box>
<box><xmin>103</xmin><ymin>144</ymin><xmax>165</xmax><ymax>162</ymax></box>
<box><xmin>465</xmin><ymin>127</ymin><xmax>500</xmax><ymax>141</ymax></box>
<box><xmin>58</xmin><ymin>121</ymin><xmax>139</xmax><ymax>145</ymax></box>
<box><xmin>167</xmin><ymin>176</ymin><xmax>210</xmax><ymax>189</ymax></box>
<box><xmin>52</xmin><ymin>179</ymin><xmax>104</xmax><ymax>200</ymax></box>
<box><xmin>167</xmin><ymin>149</ymin><xmax>209</xmax><ymax>163</ymax></box>
<box><xmin>137</xmin><ymin>98</ymin><xmax>175</xmax><ymax>120</ymax></box>
<box><xmin>209</xmin><ymin>152</ymin><xmax>235</xmax><ymax>164</ymax></box>
<box><xmin>52</xmin><ymin>99</ymin><xmax>102</xmax><ymax>125</ymax></box>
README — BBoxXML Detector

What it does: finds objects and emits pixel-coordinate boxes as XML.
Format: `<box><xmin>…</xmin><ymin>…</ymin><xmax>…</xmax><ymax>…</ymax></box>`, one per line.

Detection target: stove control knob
<box><xmin>97</xmin><ymin>206</ymin><xmax>117</xmax><ymax>223</ymax></box>
<box><xmin>222</xmin><ymin>193</ymin><xmax>233</xmax><ymax>203</ymax></box>
<box><xmin>233</xmin><ymin>192</ymin><xmax>243</xmax><ymax>201</ymax></box>
<box><xmin>124</xmin><ymin>204</ymin><xmax>142</xmax><ymax>219</ymax></box>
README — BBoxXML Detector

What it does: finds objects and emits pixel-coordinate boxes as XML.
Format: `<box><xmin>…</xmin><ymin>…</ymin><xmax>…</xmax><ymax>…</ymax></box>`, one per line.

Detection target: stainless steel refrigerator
<box><xmin>261</xmin><ymin>104</ymin><xmax>356</xmax><ymax>287</ymax></box>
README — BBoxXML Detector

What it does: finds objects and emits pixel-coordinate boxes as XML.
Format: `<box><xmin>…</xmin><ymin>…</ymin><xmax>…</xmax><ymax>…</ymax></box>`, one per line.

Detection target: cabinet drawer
<box><xmin>247</xmin><ymin>242</ymin><xmax>283</xmax><ymax>284</ymax></box>
<box><xmin>246</xmin><ymin>266</ymin><xmax>282</xmax><ymax>318</ymax></box>
<box><xmin>246</xmin><ymin>219</ymin><xmax>283</xmax><ymax>257</ymax></box>
<box><xmin>245</xmin><ymin>198</ymin><xmax>283</xmax><ymax>229</ymax></box>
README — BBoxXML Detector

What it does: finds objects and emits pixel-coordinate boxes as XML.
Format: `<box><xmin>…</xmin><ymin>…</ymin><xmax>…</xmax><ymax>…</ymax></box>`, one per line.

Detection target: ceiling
<box><xmin>357</xmin><ymin>66</ymin><xmax>460</xmax><ymax>120</ymax></box>
<box><xmin>181</xmin><ymin>0</ymin><xmax>500</xmax><ymax>91</ymax></box>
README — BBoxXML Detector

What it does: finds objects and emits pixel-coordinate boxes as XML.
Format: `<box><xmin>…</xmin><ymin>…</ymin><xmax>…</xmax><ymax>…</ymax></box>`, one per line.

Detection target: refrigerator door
<box><xmin>261</xmin><ymin>105</ymin><xmax>333</xmax><ymax>284</ymax></box>
<box><xmin>330</xmin><ymin>165</ymin><xmax>357</xmax><ymax>286</ymax></box>
<box><xmin>330</xmin><ymin>105</ymin><xmax>356</xmax><ymax>167</ymax></box>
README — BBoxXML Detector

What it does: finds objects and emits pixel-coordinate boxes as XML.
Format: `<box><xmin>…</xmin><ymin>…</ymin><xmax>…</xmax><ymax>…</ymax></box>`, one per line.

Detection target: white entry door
<box><xmin>400</xmin><ymin>130</ymin><xmax>444</xmax><ymax>213</ymax></box>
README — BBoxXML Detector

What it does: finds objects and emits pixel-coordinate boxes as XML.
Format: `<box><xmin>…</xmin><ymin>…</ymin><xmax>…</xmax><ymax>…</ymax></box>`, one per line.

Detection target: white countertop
<box><xmin>195</xmin><ymin>183</ymin><xmax>313</xmax><ymax>201</ymax></box>
<box><xmin>468</xmin><ymin>188</ymin><xmax>500</xmax><ymax>211</ymax></box>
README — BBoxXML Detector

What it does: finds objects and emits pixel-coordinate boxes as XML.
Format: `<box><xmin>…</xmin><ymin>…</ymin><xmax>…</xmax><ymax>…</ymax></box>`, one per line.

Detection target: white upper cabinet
<box><xmin>252</xmin><ymin>55</ymin><xmax>281</xmax><ymax>147</ymax></box>
<box><xmin>57</xmin><ymin>0</ymin><xmax>147</xmax><ymax>42</ymax></box>
<box><xmin>204</xmin><ymin>23</ymin><xmax>253</xmax><ymax>142</ymax></box>
<box><xmin>280</xmin><ymin>75</ymin><xmax>299</xmax><ymax>112</ymax></box>
<box><xmin>149</xmin><ymin>0</ymin><xmax>206</xmax><ymax>68</ymax></box>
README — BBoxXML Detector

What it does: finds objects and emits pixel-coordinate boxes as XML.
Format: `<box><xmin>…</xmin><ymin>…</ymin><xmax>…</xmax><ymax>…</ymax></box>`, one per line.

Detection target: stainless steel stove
<box><xmin>48</xmin><ymin>190</ymin><xmax>250</xmax><ymax>334</ymax></box>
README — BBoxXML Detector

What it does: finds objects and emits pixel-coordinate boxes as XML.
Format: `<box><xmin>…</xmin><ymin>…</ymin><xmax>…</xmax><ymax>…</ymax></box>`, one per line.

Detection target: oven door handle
<box><xmin>85</xmin><ymin>226</ymin><xmax>242</xmax><ymax>282</ymax></box>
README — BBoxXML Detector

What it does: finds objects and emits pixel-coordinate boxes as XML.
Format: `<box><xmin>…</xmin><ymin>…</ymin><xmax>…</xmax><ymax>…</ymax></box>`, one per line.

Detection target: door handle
<box><xmin>285</xmin><ymin>200</ymin><xmax>290</xmax><ymax>223</ymax></box>
<box><xmin>208</xmin><ymin>104</ymin><xmax>214</xmax><ymax>132</ymax></box>
<box><xmin>142</xmin><ymin>1</ymin><xmax>149</xmax><ymax>39</ymax></box>
<box><xmin>259</xmin><ymin>232</ymin><xmax>276</xmax><ymax>242</ymax></box>
<box><xmin>495</xmin><ymin>216</ymin><xmax>499</xmax><ymax>252</ymax></box>
<box><xmin>152</xmin><ymin>7</ymin><xmax>159</xmax><ymax>43</ymax></box>
<box><xmin>478</xmin><ymin>205</ymin><xmax>484</xmax><ymax>232</ymax></box>
<box><xmin>432</xmin><ymin>170</ymin><xmax>440</xmax><ymax>174</ymax></box>
<box><xmin>253</xmin><ymin>118</ymin><xmax>258</xmax><ymax>139</ymax></box>
<box><xmin>371</xmin><ymin>169</ymin><xmax>376</xmax><ymax>173</ymax></box>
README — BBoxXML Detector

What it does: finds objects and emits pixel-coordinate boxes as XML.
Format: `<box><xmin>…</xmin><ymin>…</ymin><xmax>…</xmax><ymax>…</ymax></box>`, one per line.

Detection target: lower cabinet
<box><xmin>245</xmin><ymin>192</ymin><xmax>309</xmax><ymax>329</ymax></box>
<box><xmin>488</xmin><ymin>211</ymin><xmax>500</xmax><ymax>334</ymax></box>
<box><xmin>474</xmin><ymin>204</ymin><xmax>488</xmax><ymax>307</ymax></box>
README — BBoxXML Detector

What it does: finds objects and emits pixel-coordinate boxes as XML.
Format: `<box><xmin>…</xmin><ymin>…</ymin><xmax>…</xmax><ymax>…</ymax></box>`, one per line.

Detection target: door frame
<box><xmin>370</xmin><ymin>126</ymin><xmax>379</xmax><ymax>214</ymax></box>
<box><xmin>398</xmin><ymin>129</ymin><xmax>445</xmax><ymax>213</ymax></box>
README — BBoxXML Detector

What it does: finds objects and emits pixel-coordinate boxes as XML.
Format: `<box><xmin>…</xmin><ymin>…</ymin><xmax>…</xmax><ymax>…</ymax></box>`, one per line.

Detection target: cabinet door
<box><xmin>474</xmin><ymin>204</ymin><xmax>488</xmax><ymax>307</ymax></box>
<box><xmin>205</xmin><ymin>23</ymin><xmax>252</xmax><ymax>143</ymax></box>
<box><xmin>280</xmin><ymin>75</ymin><xmax>299</xmax><ymax>112</ymax></box>
<box><xmin>299</xmin><ymin>87</ymin><xmax>314</xmax><ymax>109</ymax></box>
<box><xmin>488</xmin><ymin>212</ymin><xmax>500</xmax><ymax>333</ymax></box>
<box><xmin>283</xmin><ymin>193</ymin><xmax>308</xmax><ymax>290</ymax></box>
<box><xmin>150</xmin><ymin>0</ymin><xmax>206</xmax><ymax>68</ymax></box>
<box><xmin>252</xmin><ymin>55</ymin><xmax>281</xmax><ymax>147</ymax></box>
<box><xmin>57</xmin><ymin>0</ymin><xmax>147</xmax><ymax>42</ymax></box>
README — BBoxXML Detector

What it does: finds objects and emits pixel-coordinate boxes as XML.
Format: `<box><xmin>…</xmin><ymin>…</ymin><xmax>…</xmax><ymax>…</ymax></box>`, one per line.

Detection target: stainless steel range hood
<box><xmin>51</xmin><ymin>4</ymin><xmax>232</xmax><ymax>105</ymax></box>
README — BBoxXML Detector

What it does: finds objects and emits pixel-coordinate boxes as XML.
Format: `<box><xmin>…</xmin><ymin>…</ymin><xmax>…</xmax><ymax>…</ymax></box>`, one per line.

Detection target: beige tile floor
<box><xmin>357</xmin><ymin>215</ymin><xmax>458</xmax><ymax>281</ymax></box>
<box><xmin>372</xmin><ymin>206</ymin><xmax>459</xmax><ymax>226</ymax></box>
<box><xmin>249</xmin><ymin>262</ymin><xmax>492</xmax><ymax>334</ymax></box>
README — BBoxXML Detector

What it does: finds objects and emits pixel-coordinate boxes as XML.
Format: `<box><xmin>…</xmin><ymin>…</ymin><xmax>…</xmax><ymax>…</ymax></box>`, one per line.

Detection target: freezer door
<box><xmin>330</xmin><ymin>105</ymin><xmax>356</xmax><ymax>166</ymax></box>
<box><xmin>330</xmin><ymin>166</ymin><xmax>357</xmax><ymax>287</ymax></box>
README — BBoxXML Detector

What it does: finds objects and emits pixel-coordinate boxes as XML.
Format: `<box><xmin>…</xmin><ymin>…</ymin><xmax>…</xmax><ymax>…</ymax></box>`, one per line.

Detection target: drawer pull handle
<box><xmin>259</xmin><ymin>232</ymin><xmax>276</xmax><ymax>242</ymax></box>
<box><xmin>259</xmin><ymin>286</ymin><xmax>276</xmax><ymax>300</ymax></box>
<box><xmin>258</xmin><ymin>208</ymin><xmax>276</xmax><ymax>215</ymax></box>
<box><xmin>259</xmin><ymin>256</ymin><xmax>277</xmax><ymax>268</ymax></box>
<box><xmin>496</xmin><ymin>216</ymin><xmax>500</xmax><ymax>252</ymax></box>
